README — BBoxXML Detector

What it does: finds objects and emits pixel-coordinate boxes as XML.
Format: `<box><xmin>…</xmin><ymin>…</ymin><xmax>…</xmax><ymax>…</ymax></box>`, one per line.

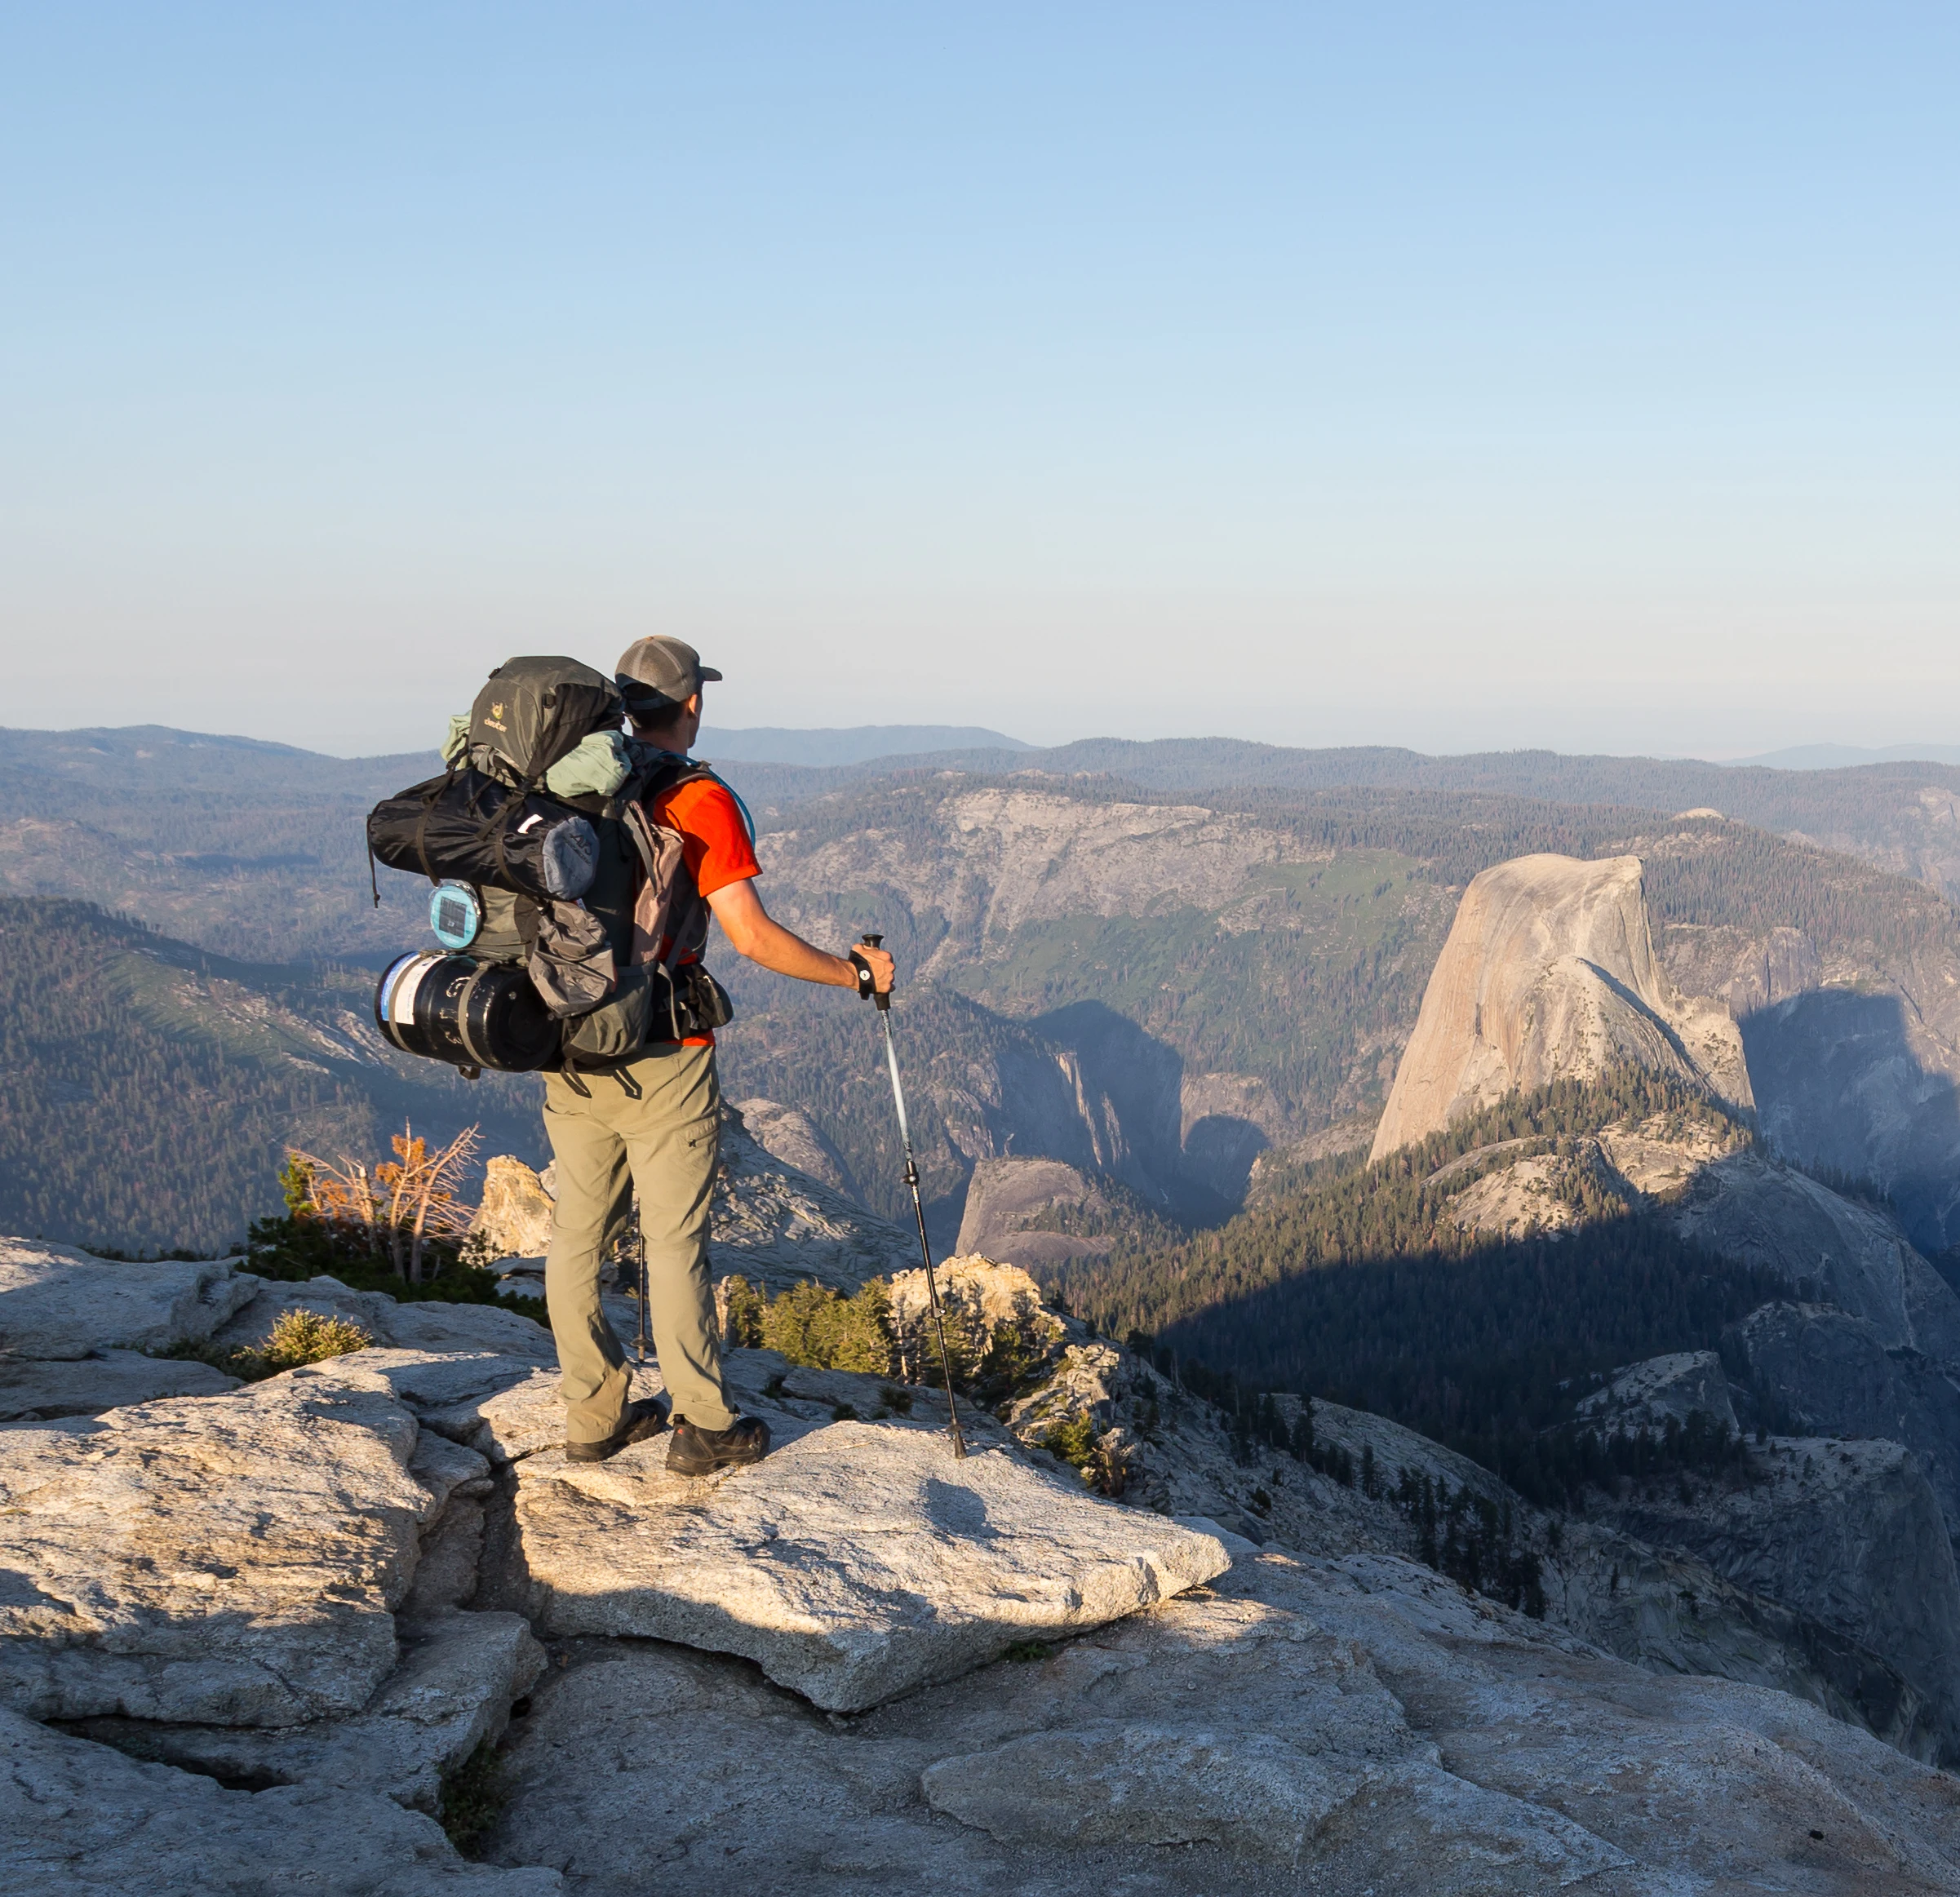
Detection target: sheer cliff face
<box><xmin>1370</xmin><ymin>854</ymin><xmax>1749</xmax><ymax>1160</ymax></box>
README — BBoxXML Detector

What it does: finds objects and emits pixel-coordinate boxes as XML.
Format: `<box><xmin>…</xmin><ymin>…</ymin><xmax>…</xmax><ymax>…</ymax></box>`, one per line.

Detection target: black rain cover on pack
<box><xmin>366</xmin><ymin>769</ymin><xmax>600</xmax><ymax>902</ymax></box>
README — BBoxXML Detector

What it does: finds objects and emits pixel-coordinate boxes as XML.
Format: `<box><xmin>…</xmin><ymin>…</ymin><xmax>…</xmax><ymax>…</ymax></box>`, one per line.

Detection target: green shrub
<box><xmin>157</xmin><ymin>1306</ymin><xmax>373</xmax><ymax>1383</ymax></box>
<box><xmin>721</xmin><ymin>1274</ymin><xmax>766</xmax><ymax>1347</ymax></box>
<box><xmin>759</xmin><ymin>1279</ymin><xmax>896</xmax><ymax>1376</ymax></box>
<box><xmin>244</xmin><ymin>1208</ymin><xmax>545</xmax><ymax>1325</ymax></box>
<box><xmin>1039</xmin><ymin>1412</ymin><xmax>1097</xmax><ymax>1469</ymax></box>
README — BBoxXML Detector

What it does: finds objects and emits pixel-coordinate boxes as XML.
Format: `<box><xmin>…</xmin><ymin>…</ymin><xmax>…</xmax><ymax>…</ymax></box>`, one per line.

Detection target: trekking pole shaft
<box><xmin>876</xmin><ymin>1006</ymin><xmax>968</xmax><ymax>1457</ymax></box>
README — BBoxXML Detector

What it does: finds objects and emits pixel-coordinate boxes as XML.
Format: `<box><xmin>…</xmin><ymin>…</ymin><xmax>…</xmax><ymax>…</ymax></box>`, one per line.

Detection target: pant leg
<box><xmin>541</xmin><ymin>1072</ymin><xmax>635</xmax><ymax>1444</ymax></box>
<box><xmin>615</xmin><ymin>1043</ymin><xmax>738</xmax><ymax>1432</ymax></box>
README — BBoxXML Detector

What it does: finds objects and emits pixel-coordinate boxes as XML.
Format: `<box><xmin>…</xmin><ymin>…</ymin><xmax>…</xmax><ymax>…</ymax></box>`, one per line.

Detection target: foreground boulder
<box><xmin>513</xmin><ymin>1416</ymin><xmax>1229</xmax><ymax>1711</ymax></box>
<box><xmin>0</xmin><ymin>1706</ymin><xmax>561</xmax><ymax>1895</ymax></box>
<box><xmin>67</xmin><ymin>1610</ymin><xmax>545</xmax><ymax>1816</ymax></box>
<box><xmin>0</xmin><ymin>1365</ymin><xmax>435</xmax><ymax>1725</ymax></box>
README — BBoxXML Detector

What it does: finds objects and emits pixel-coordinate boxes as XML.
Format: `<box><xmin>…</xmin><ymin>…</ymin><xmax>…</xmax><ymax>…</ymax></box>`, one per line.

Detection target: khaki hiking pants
<box><xmin>541</xmin><ymin>1042</ymin><xmax>737</xmax><ymax>1443</ymax></box>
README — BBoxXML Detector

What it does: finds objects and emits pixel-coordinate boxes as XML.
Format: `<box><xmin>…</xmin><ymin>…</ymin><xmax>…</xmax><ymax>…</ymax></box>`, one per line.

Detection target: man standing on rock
<box><xmin>543</xmin><ymin>636</ymin><xmax>895</xmax><ymax>1472</ymax></box>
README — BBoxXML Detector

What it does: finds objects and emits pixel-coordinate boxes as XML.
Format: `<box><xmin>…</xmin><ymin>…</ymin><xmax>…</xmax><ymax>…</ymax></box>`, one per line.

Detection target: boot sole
<box><xmin>666</xmin><ymin>1442</ymin><xmax>769</xmax><ymax>1477</ymax></box>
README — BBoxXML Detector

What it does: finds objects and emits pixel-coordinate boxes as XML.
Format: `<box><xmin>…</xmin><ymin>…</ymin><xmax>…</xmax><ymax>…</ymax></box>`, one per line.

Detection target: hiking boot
<box><xmin>564</xmin><ymin>1398</ymin><xmax>669</xmax><ymax>1464</ymax></box>
<box><xmin>667</xmin><ymin>1414</ymin><xmax>771</xmax><ymax>1477</ymax></box>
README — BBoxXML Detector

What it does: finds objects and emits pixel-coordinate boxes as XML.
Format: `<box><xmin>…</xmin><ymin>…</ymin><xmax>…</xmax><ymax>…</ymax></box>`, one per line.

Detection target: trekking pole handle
<box><xmin>853</xmin><ymin>933</ymin><xmax>892</xmax><ymax>1012</ymax></box>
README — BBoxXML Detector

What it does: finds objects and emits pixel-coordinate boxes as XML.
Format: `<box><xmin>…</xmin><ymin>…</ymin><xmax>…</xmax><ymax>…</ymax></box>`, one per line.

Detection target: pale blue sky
<box><xmin>2</xmin><ymin>4</ymin><xmax>1955</xmax><ymax>756</ymax></box>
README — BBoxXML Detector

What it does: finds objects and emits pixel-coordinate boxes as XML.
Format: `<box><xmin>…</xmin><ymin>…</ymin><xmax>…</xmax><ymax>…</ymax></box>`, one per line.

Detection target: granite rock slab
<box><xmin>0</xmin><ymin>1363</ymin><xmax>436</xmax><ymax>1726</ymax></box>
<box><xmin>68</xmin><ymin>1609</ymin><xmax>546</xmax><ymax>1816</ymax></box>
<box><xmin>0</xmin><ymin>1349</ymin><xmax>239</xmax><ymax>1421</ymax></box>
<box><xmin>0</xmin><ymin>1705</ymin><xmax>562</xmax><ymax>1895</ymax></box>
<box><xmin>491</xmin><ymin>1549</ymin><xmax>1960</xmax><ymax>1895</ymax></box>
<box><xmin>513</xmin><ymin>1417</ymin><xmax>1230</xmax><ymax>1711</ymax></box>
<box><xmin>0</xmin><ymin>1239</ymin><xmax>256</xmax><ymax>1359</ymax></box>
<box><xmin>212</xmin><ymin>1279</ymin><xmax>554</xmax><ymax>1361</ymax></box>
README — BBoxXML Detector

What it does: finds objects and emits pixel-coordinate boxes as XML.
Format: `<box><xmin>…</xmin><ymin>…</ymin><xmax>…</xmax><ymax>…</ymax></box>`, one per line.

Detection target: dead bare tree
<box><xmin>289</xmin><ymin>1123</ymin><xmax>481</xmax><ymax>1284</ymax></box>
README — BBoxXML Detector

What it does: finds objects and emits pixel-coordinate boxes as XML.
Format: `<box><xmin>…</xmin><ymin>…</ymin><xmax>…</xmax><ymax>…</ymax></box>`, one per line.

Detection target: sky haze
<box><xmin>2</xmin><ymin>4</ymin><xmax>1955</xmax><ymax>758</ymax></box>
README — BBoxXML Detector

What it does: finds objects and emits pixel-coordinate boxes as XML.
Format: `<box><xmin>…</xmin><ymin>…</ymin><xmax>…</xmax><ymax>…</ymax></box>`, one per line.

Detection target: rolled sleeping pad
<box><xmin>367</xmin><ymin>768</ymin><xmax>600</xmax><ymax>902</ymax></box>
<box><xmin>374</xmin><ymin>951</ymin><xmax>561</xmax><ymax>1073</ymax></box>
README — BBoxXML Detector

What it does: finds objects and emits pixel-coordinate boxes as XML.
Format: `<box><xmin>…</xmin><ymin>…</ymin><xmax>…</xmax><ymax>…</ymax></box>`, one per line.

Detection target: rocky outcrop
<box><xmin>2</xmin><ymin>1706</ymin><xmax>564</xmax><ymax>1895</ymax></box>
<box><xmin>1371</xmin><ymin>853</ymin><xmax>1750</xmax><ymax>1159</ymax></box>
<box><xmin>64</xmin><ymin>1610</ymin><xmax>545</xmax><ymax>1815</ymax></box>
<box><xmin>729</xmin><ymin>1097</ymin><xmax>861</xmax><ymax>1202</ymax></box>
<box><xmin>486</xmin><ymin>1546</ymin><xmax>1960</xmax><ymax>1895</ymax></box>
<box><xmin>1671</xmin><ymin>1150</ymin><xmax>1960</xmax><ymax>1362</ymax></box>
<box><xmin>708</xmin><ymin>1109</ymin><xmax>921</xmax><ymax>1293</ymax></box>
<box><xmin>0</xmin><ymin>1239</ymin><xmax>256</xmax><ymax>1358</ymax></box>
<box><xmin>512</xmin><ymin>1407</ymin><xmax>1228</xmax><ymax>1713</ymax></box>
<box><xmin>1576</xmin><ymin>1350</ymin><xmax>1738</xmax><ymax>1433</ymax></box>
<box><xmin>1727</xmin><ymin>1301</ymin><xmax>1960</xmax><ymax>1531</ymax></box>
<box><xmin>0</xmin><ymin>1366</ymin><xmax>437</xmax><ymax>1726</ymax></box>
<box><xmin>953</xmin><ymin>1158</ymin><xmax>1114</xmax><ymax>1270</ymax></box>
<box><xmin>468</xmin><ymin>1155</ymin><xmax>557</xmax><ymax>1262</ymax></box>
<box><xmin>1741</xmin><ymin>984</ymin><xmax>1960</xmax><ymax>1255</ymax></box>
<box><xmin>11</xmin><ymin>1233</ymin><xmax>1960</xmax><ymax>1891</ymax></box>
<box><xmin>1177</xmin><ymin>1070</ymin><xmax>1283</xmax><ymax>1201</ymax></box>
<box><xmin>1659</xmin><ymin>910</ymin><xmax>1960</xmax><ymax>1257</ymax></box>
<box><xmin>1595</xmin><ymin>1434</ymin><xmax>1960</xmax><ymax>1757</ymax></box>
<box><xmin>0</xmin><ymin>1349</ymin><xmax>239</xmax><ymax>1421</ymax></box>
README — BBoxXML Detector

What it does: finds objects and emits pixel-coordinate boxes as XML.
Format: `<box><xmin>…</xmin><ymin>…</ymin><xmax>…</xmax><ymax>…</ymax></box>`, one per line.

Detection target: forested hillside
<box><xmin>0</xmin><ymin>898</ymin><xmax>543</xmax><ymax>1253</ymax></box>
<box><xmin>0</xmin><ymin>726</ymin><xmax>437</xmax><ymax>962</ymax></box>
<box><xmin>1062</xmin><ymin>1075</ymin><xmax>1788</xmax><ymax>1500</ymax></box>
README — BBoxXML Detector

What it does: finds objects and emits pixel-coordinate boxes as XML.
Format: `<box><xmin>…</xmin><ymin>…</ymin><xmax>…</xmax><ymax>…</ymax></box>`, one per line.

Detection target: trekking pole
<box><xmin>626</xmin><ymin>1190</ymin><xmax>650</xmax><ymax>1367</ymax></box>
<box><xmin>854</xmin><ymin>933</ymin><xmax>968</xmax><ymax>1458</ymax></box>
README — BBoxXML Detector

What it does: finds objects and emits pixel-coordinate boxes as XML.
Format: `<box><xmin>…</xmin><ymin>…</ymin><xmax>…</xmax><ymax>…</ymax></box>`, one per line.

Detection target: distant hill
<box><xmin>1724</xmin><ymin>743</ymin><xmax>1960</xmax><ymax>770</ymax></box>
<box><xmin>4</xmin><ymin>722</ymin><xmax>1958</xmax><ymax>960</ymax></box>
<box><xmin>698</xmin><ymin>724</ymin><xmax>1032</xmax><ymax>766</ymax></box>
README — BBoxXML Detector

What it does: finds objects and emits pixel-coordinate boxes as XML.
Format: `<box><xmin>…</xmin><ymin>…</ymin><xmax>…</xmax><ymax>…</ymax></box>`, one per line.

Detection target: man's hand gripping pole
<box><xmin>854</xmin><ymin>933</ymin><xmax>968</xmax><ymax>1458</ymax></box>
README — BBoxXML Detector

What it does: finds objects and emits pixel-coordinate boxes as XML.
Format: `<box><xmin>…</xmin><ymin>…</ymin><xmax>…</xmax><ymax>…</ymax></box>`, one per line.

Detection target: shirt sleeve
<box><xmin>664</xmin><ymin>778</ymin><xmax>761</xmax><ymax>898</ymax></box>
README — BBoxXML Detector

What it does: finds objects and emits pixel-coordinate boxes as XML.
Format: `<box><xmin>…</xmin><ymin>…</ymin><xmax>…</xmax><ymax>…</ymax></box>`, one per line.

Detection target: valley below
<box><xmin>11</xmin><ymin>723</ymin><xmax>1960</xmax><ymax>1890</ymax></box>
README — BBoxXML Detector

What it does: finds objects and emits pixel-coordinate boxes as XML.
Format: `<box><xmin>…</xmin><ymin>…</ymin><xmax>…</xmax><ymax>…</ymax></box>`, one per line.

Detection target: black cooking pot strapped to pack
<box><xmin>374</xmin><ymin>951</ymin><xmax>561</xmax><ymax>1073</ymax></box>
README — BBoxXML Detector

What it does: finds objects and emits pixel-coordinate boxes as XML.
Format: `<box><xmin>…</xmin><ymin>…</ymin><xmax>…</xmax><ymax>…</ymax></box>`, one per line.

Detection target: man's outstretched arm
<box><xmin>705</xmin><ymin>876</ymin><xmax>894</xmax><ymax>993</ymax></box>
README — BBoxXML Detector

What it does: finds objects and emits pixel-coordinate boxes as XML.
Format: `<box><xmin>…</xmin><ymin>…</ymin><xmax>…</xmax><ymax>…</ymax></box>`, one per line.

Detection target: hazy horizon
<box><xmin>4</xmin><ymin>7</ymin><xmax>1956</xmax><ymax>756</ymax></box>
<box><xmin>8</xmin><ymin>713</ymin><xmax>1960</xmax><ymax>773</ymax></box>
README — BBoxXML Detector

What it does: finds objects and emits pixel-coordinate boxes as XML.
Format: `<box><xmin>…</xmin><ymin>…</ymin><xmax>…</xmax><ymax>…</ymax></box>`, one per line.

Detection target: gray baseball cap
<box><xmin>614</xmin><ymin>636</ymin><xmax>723</xmax><ymax>715</ymax></box>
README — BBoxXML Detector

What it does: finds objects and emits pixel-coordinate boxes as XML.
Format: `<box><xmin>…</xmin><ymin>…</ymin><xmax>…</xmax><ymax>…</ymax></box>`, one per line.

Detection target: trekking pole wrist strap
<box><xmin>848</xmin><ymin>947</ymin><xmax>876</xmax><ymax>1000</ymax></box>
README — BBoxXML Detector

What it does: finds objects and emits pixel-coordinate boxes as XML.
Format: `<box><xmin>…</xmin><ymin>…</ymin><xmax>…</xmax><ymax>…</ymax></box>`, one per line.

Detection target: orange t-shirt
<box><xmin>645</xmin><ymin>774</ymin><xmax>759</xmax><ymax>1046</ymax></box>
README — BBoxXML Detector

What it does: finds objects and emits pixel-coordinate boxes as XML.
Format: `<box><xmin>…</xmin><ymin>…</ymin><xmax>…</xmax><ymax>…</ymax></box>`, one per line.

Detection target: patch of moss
<box><xmin>439</xmin><ymin>1739</ymin><xmax>508</xmax><ymax>1857</ymax></box>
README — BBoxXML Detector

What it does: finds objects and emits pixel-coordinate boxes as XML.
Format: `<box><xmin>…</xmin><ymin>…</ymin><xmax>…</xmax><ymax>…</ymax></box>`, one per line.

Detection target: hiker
<box><xmin>543</xmin><ymin>635</ymin><xmax>895</xmax><ymax>1472</ymax></box>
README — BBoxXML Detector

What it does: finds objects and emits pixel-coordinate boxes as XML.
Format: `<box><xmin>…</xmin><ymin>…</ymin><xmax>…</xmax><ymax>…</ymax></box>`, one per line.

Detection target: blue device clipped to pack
<box><xmin>428</xmin><ymin>880</ymin><xmax>482</xmax><ymax>951</ymax></box>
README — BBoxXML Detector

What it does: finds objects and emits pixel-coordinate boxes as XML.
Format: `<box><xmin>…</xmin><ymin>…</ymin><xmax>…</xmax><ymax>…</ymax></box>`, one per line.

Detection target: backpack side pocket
<box><xmin>560</xmin><ymin>963</ymin><xmax>653</xmax><ymax>1060</ymax></box>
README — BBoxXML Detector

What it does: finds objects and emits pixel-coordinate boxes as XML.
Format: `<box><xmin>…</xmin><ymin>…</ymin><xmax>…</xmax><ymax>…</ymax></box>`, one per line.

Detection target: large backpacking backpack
<box><xmin>369</xmin><ymin>658</ymin><xmax>627</xmax><ymax>1075</ymax></box>
<box><xmin>368</xmin><ymin>657</ymin><xmax>740</xmax><ymax>1080</ymax></box>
